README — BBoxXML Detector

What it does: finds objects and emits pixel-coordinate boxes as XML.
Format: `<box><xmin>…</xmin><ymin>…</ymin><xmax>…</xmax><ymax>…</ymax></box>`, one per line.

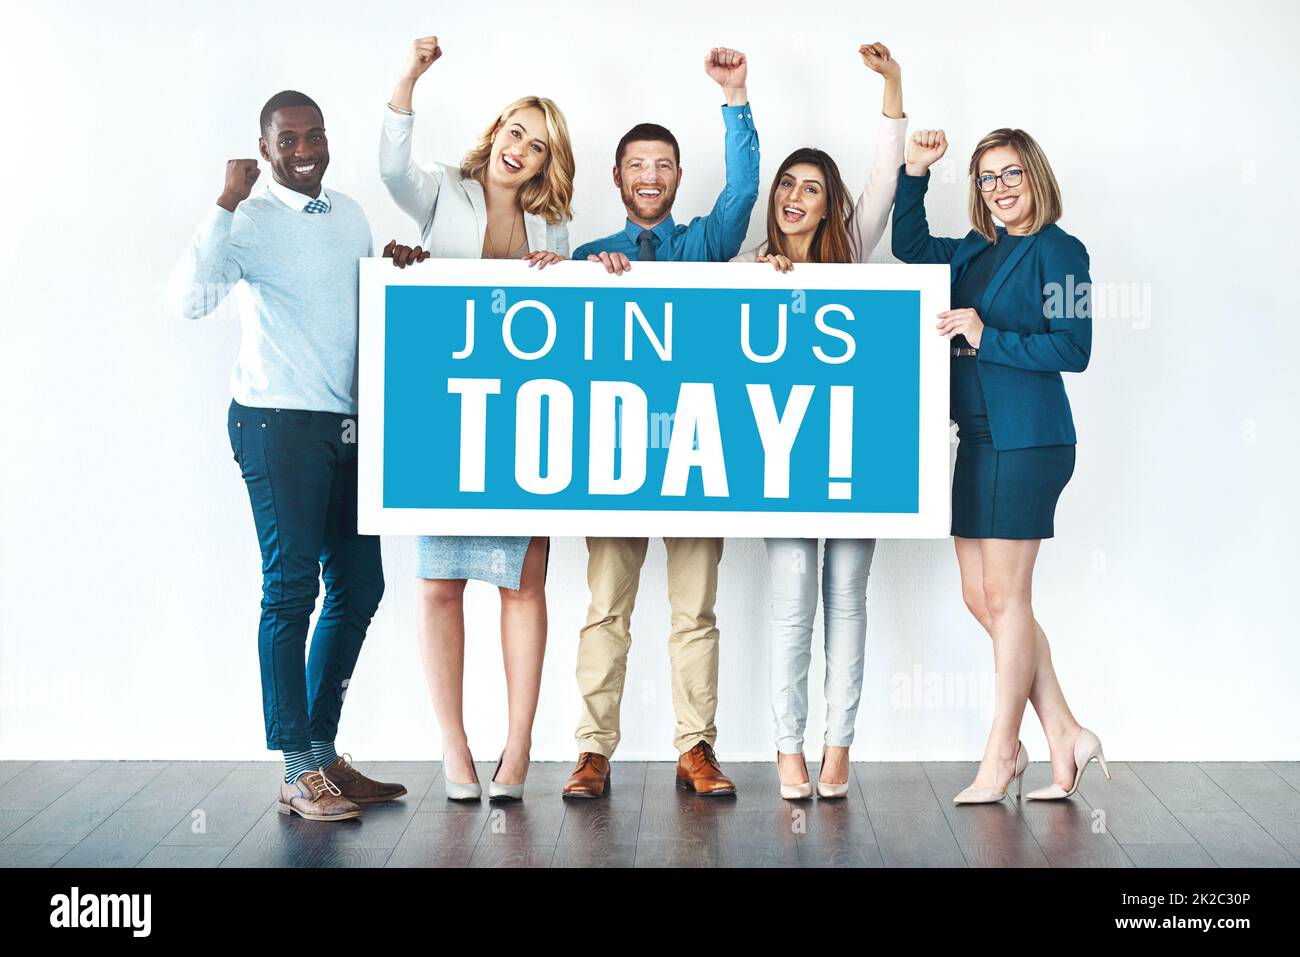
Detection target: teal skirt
<box><xmin>951</xmin><ymin>437</ymin><xmax>1075</xmax><ymax>539</ymax></box>
<box><xmin>951</xmin><ymin>352</ymin><xmax>1075</xmax><ymax>539</ymax></box>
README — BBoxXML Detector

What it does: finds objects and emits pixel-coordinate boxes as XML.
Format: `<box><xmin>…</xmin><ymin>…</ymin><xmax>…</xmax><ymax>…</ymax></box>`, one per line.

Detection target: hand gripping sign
<box><xmin>359</xmin><ymin>258</ymin><xmax>950</xmax><ymax>537</ymax></box>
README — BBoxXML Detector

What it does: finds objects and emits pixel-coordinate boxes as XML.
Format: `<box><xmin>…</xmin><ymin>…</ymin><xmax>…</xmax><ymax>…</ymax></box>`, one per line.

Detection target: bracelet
<box><xmin>386</xmin><ymin>102</ymin><xmax>413</xmax><ymax>116</ymax></box>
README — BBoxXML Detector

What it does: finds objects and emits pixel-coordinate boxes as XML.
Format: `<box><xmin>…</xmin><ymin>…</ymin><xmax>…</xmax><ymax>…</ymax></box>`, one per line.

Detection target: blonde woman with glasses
<box><xmin>892</xmin><ymin>127</ymin><xmax>1107</xmax><ymax>805</ymax></box>
<box><xmin>379</xmin><ymin>34</ymin><xmax>575</xmax><ymax>803</ymax></box>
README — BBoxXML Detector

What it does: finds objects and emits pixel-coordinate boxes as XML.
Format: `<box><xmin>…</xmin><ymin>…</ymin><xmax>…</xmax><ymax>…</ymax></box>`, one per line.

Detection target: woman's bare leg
<box><xmin>971</xmin><ymin>538</ymin><xmax>1041</xmax><ymax>790</ymax></box>
<box><xmin>956</xmin><ymin>538</ymin><xmax>1082</xmax><ymax>786</ymax></box>
<box><xmin>415</xmin><ymin>577</ymin><xmax>476</xmax><ymax>784</ymax></box>
<box><xmin>1028</xmin><ymin>620</ymin><xmax>1084</xmax><ymax>789</ymax></box>
<box><xmin>494</xmin><ymin>537</ymin><xmax>549</xmax><ymax>784</ymax></box>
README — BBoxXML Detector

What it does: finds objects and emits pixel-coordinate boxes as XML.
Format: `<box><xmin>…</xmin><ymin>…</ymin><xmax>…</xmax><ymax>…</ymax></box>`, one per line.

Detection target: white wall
<box><xmin>2</xmin><ymin>0</ymin><xmax>1297</xmax><ymax>762</ymax></box>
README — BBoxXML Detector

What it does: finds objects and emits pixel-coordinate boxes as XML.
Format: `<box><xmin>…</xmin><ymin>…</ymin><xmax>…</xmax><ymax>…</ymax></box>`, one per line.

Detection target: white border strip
<box><xmin>358</xmin><ymin>258</ymin><xmax>950</xmax><ymax>538</ymax></box>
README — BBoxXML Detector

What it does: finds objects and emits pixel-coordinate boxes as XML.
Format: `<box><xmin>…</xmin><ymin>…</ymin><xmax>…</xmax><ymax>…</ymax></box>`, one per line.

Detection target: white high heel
<box><xmin>816</xmin><ymin>746</ymin><xmax>850</xmax><ymax>799</ymax></box>
<box><xmin>1024</xmin><ymin>727</ymin><xmax>1110</xmax><ymax>801</ymax></box>
<box><xmin>488</xmin><ymin>750</ymin><xmax>527</xmax><ymax>802</ymax></box>
<box><xmin>777</xmin><ymin>752</ymin><xmax>813</xmax><ymax>800</ymax></box>
<box><xmin>442</xmin><ymin>749</ymin><xmax>482</xmax><ymax>801</ymax></box>
<box><xmin>952</xmin><ymin>740</ymin><xmax>1028</xmax><ymax>804</ymax></box>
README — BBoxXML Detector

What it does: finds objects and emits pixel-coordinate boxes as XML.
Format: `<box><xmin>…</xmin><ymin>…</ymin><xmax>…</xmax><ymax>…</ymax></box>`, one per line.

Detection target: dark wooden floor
<box><xmin>1</xmin><ymin>759</ymin><xmax>1297</xmax><ymax>868</ymax></box>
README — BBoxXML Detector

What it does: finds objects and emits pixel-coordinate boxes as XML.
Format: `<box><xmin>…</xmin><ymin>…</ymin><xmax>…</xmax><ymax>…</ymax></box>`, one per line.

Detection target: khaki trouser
<box><xmin>575</xmin><ymin>537</ymin><xmax>724</xmax><ymax>757</ymax></box>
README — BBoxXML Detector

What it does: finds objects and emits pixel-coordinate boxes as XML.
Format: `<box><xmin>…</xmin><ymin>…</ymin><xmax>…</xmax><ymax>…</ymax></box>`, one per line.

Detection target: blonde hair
<box><xmin>461</xmin><ymin>96</ymin><xmax>575</xmax><ymax>224</ymax></box>
<box><xmin>967</xmin><ymin>128</ymin><xmax>1062</xmax><ymax>242</ymax></box>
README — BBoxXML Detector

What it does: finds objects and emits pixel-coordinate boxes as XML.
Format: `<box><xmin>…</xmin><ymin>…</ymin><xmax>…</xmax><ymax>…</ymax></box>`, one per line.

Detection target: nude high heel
<box><xmin>952</xmin><ymin>740</ymin><xmax>1028</xmax><ymax>805</ymax></box>
<box><xmin>777</xmin><ymin>751</ymin><xmax>813</xmax><ymax>800</ymax></box>
<box><xmin>816</xmin><ymin>746</ymin><xmax>850</xmax><ymax>799</ymax></box>
<box><xmin>1024</xmin><ymin>727</ymin><xmax>1110</xmax><ymax>801</ymax></box>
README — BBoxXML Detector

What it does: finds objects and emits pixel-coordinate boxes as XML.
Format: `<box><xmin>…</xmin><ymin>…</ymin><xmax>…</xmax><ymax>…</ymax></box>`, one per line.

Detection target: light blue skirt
<box><xmin>414</xmin><ymin>535</ymin><xmax>531</xmax><ymax>589</ymax></box>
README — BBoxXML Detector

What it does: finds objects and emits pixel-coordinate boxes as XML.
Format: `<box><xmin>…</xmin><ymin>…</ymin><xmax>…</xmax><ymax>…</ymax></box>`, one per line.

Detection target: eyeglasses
<box><xmin>975</xmin><ymin>169</ymin><xmax>1024</xmax><ymax>192</ymax></box>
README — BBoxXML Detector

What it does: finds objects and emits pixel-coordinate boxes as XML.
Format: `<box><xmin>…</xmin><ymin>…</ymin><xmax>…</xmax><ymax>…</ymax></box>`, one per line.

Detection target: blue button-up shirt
<box><xmin>573</xmin><ymin>104</ymin><xmax>760</xmax><ymax>264</ymax></box>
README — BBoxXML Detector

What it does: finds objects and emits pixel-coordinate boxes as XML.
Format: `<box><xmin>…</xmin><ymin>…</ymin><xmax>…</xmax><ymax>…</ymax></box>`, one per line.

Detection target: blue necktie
<box><xmin>636</xmin><ymin>229</ymin><xmax>658</xmax><ymax>262</ymax></box>
<box><xmin>304</xmin><ymin>198</ymin><xmax>329</xmax><ymax>214</ymax></box>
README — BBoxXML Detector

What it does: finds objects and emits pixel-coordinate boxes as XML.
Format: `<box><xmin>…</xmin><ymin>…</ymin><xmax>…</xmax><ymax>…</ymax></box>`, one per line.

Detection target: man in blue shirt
<box><xmin>573</xmin><ymin>47</ymin><xmax>759</xmax><ymax>272</ymax></box>
<box><xmin>563</xmin><ymin>48</ymin><xmax>759</xmax><ymax>801</ymax></box>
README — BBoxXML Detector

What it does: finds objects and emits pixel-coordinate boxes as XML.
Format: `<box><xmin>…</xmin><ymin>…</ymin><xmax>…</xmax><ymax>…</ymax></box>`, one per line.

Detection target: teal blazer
<box><xmin>892</xmin><ymin>167</ymin><xmax>1092</xmax><ymax>451</ymax></box>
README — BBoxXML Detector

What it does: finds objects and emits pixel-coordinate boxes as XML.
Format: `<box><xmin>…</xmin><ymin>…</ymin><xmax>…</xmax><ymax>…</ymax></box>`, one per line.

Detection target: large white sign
<box><xmin>359</xmin><ymin>258</ymin><xmax>950</xmax><ymax>537</ymax></box>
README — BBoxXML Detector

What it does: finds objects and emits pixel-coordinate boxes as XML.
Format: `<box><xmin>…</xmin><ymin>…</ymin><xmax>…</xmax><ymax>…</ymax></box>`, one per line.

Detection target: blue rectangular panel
<box><xmin>382</xmin><ymin>284</ymin><xmax>919</xmax><ymax>513</ymax></box>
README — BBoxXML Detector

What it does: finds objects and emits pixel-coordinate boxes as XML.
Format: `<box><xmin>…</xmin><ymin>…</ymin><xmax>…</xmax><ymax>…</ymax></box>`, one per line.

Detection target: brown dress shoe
<box><xmin>321</xmin><ymin>754</ymin><xmax>408</xmax><ymax>804</ymax></box>
<box><xmin>676</xmin><ymin>741</ymin><xmax>736</xmax><ymax>796</ymax></box>
<box><xmin>277</xmin><ymin>769</ymin><xmax>362</xmax><ymax>822</ymax></box>
<box><xmin>562</xmin><ymin>752</ymin><xmax>611</xmax><ymax>799</ymax></box>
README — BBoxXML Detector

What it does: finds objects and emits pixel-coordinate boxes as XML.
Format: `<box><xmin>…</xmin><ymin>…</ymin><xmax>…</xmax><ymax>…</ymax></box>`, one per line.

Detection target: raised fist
<box><xmin>218</xmin><ymin>159</ymin><xmax>259</xmax><ymax>212</ymax></box>
<box><xmin>705</xmin><ymin>47</ymin><xmax>748</xmax><ymax>90</ymax></box>
<box><xmin>906</xmin><ymin>129</ymin><xmax>948</xmax><ymax>174</ymax></box>
<box><xmin>402</xmin><ymin>35</ymin><xmax>442</xmax><ymax>81</ymax></box>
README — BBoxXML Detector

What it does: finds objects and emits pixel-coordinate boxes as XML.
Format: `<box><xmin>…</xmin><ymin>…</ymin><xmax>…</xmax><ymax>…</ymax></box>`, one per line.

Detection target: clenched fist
<box><xmin>218</xmin><ymin>159</ymin><xmax>259</xmax><ymax>212</ymax></box>
<box><xmin>401</xmin><ymin>35</ymin><xmax>442</xmax><ymax>80</ymax></box>
<box><xmin>705</xmin><ymin>47</ymin><xmax>748</xmax><ymax>104</ymax></box>
<box><xmin>906</xmin><ymin>129</ymin><xmax>948</xmax><ymax>176</ymax></box>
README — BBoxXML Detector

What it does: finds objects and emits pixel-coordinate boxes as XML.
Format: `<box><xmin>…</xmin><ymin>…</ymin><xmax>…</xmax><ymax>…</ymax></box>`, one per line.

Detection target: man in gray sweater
<box><xmin>169</xmin><ymin>91</ymin><xmax>404</xmax><ymax>822</ymax></box>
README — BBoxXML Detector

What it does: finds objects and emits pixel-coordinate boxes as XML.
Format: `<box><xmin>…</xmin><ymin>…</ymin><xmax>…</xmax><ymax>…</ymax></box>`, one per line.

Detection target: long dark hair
<box><xmin>764</xmin><ymin>147</ymin><xmax>854</xmax><ymax>264</ymax></box>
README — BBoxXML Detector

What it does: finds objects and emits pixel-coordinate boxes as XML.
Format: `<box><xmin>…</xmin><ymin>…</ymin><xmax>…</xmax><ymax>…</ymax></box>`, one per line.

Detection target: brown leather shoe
<box><xmin>277</xmin><ymin>769</ymin><xmax>362</xmax><ymax>822</ymax></box>
<box><xmin>676</xmin><ymin>741</ymin><xmax>736</xmax><ymax>796</ymax></box>
<box><xmin>562</xmin><ymin>752</ymin><xmax>611</xmax><ymax>799</ymax></box>
<box><xmin>321</xmin><ymin>754</ymin><xmax>407</xmax><ymax>804</ymax></box>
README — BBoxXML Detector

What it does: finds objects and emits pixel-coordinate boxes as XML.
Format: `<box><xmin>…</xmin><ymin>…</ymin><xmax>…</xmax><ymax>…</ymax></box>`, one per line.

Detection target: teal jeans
<box><xmin>227</xmin><ymin>400</ymin><xmax>385</xmax><ymax>751</ymax></box>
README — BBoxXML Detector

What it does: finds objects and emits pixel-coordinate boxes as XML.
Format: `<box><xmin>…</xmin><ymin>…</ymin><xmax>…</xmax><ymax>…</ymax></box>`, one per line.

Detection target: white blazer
<box><xmin>379</xmin><ymin>107</ymin><xmax>570</xmax><ymax>258</ymax></box>
<box><xmin>732</xmin><ymin>113</ymin><xmax>908</xmax><ymax>264</ymax></box>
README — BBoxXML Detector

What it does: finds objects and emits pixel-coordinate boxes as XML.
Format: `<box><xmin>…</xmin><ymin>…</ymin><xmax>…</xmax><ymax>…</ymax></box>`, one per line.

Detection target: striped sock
<box><xmin>311</xmin><ymin>740</ymin><xmax>338</xmax><ymax>771</ymax></box>
<box><xmin>283</xmin><ymin>749</ymin><xmax>317</xmax><ymax>784</ymax></box>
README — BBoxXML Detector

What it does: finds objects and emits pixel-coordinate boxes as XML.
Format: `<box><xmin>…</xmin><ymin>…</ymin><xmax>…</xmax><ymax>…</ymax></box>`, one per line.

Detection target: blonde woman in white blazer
<box><xmin>379</xmin><ymin>35</ymin><xmax>575</xmax><ymax>802</ymax></box>
<box><xmin>730</xmin><ymin>42</ymin><xmax>907</xmax><ymax>801</ymax></box>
